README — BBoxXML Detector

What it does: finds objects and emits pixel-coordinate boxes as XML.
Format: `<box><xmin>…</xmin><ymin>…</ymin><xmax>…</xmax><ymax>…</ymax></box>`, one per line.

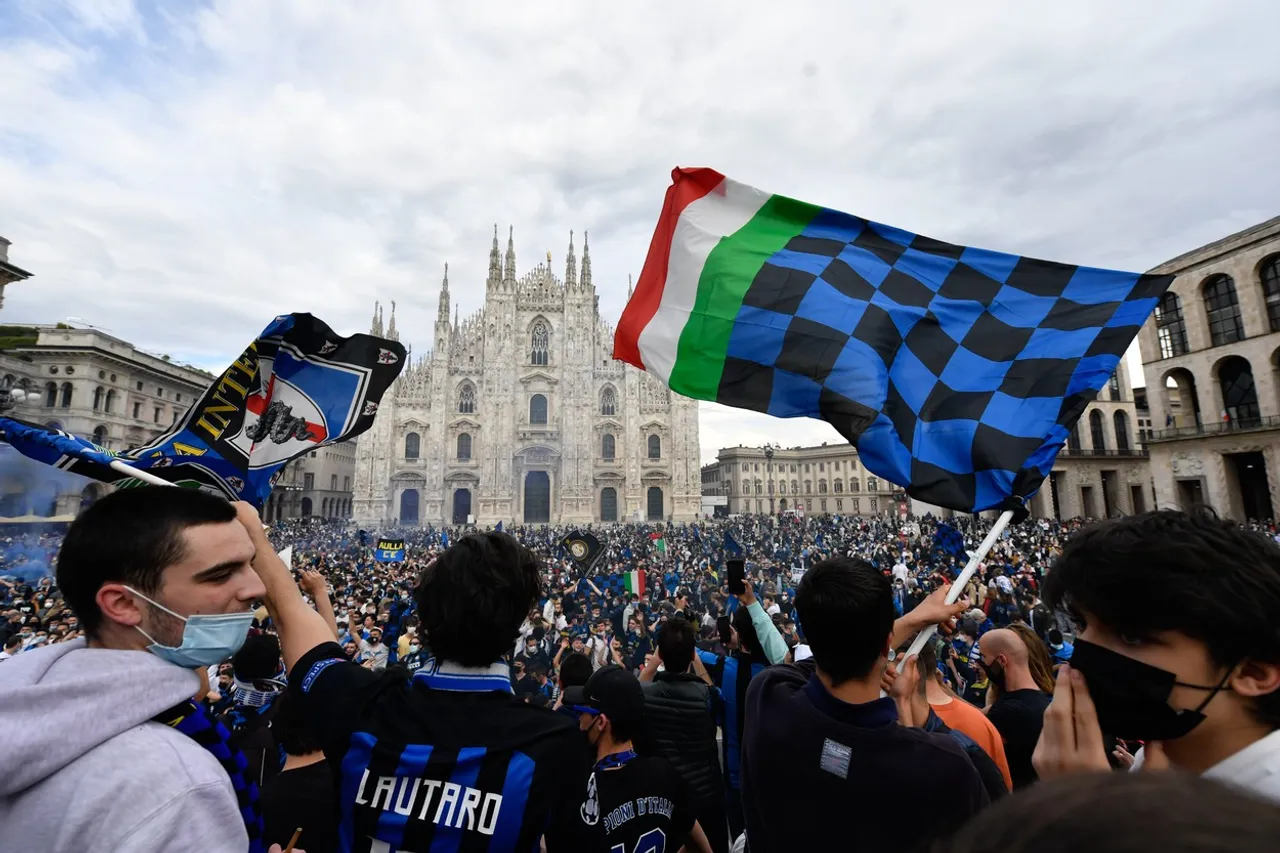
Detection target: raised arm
<box><xmin>234</xmin><ymin>503</ymin><xmax>337</xmax><ymax>671</ymax></box>
<box><xmin>299</xmin><ymin>569</ymin><xmax>340</xmax><ymax>640</ymax></box>
<box><xmin>737</xmin><ymin>586</ymin><xmax>787</xmax><ymax>666</ymax></box>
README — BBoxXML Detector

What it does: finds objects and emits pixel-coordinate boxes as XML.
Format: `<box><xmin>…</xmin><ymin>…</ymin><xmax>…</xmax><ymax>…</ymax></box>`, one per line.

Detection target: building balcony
<box><xmin>1145</xmin><ymin>415</ymin><xmax>1280</xmax><ymax>443</ymax></box>
<box><xmin>1059</xmin><ymin>447</ymin><xmax>1150</xmax><ymax>458</ymax></box>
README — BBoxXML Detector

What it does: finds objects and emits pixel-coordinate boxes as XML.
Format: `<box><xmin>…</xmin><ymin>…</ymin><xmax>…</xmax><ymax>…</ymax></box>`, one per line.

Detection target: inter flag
<box><xmin>0</xmin><ymin>313</ymin><xmax>405</xmax><ymax>507</ymax></box>
<box><xmin>374</xmin><ymin>538</ymin><xmax>406</xmax><ymax>563</ymax></box>
<box><xmin>614</xmin><ymin>167</ymin><xmax>1173</xmax><ymax>514</ymax></box>
<box><xmin>934</xmin><ymin>523</ymin><xmax>967</xmax><ymax>560</ymax></box>
<box><xmin>561</xmin><ymin>530</ymin><xmax>603</xmax><ymax>567</ymax></box>
<box><xmin>623</xmin><ymin>570</ymin><xmax>645</xmax><ymax>596</ymax></box>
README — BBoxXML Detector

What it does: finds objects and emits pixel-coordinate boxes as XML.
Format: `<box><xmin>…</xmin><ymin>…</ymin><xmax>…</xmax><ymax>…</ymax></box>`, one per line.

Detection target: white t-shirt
<box><xmin>892</xmin><ymin>563</ymin><xmax>909</xmax><ymax>583</ymax></box>
<box><xmin>1133</xmin><ymin>730</ymin><xmax>1280</xmax><ymax>803</ymax></box>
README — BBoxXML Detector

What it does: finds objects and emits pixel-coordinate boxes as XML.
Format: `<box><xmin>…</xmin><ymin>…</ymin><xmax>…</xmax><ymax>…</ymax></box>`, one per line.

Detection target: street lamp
<box><xmin>0</xmin><ymin>376</ymin><xmax>36</xmax><ymax>414</ymax></box>
<box><xmin>763</xmin><ymin>443</ymin><xmax>778</xmax><ymax>515</ymax></box>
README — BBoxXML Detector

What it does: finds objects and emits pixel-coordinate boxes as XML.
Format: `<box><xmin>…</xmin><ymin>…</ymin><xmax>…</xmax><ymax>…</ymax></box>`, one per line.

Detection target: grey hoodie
<box><xmin>0</xmin><ymin>639</ymin><xmax>249</xmax><ymax>852</ymax></box>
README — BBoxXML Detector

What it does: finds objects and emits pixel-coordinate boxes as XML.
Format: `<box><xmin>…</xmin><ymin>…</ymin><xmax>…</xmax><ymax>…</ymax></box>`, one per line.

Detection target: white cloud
<box><xmin>0</xmin><ymin>0</ymin><xmax>1276</xmax><ymax>462</ymax></box>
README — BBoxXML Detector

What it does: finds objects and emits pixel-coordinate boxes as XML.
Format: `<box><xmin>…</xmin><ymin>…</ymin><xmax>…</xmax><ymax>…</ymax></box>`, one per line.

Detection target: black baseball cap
<box><xmin>562</xmin><ymin>665</ymin><xmax>644</xmax><ymax>725</ymax></box>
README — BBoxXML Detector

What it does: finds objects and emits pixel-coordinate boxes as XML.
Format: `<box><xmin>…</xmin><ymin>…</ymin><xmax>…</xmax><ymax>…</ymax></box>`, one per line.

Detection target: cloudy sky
<box><xmin>2</xmin><ymin>0</ymin><xmax>1277</xmax><ymax>463</ymax></box>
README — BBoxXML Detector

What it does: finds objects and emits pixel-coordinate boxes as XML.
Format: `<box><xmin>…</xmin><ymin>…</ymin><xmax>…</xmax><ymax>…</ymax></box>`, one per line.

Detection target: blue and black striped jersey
<box><xmin>291</xmin><ymin>642</ymin><xmax>598</xmax><ymax>853</ymax></box>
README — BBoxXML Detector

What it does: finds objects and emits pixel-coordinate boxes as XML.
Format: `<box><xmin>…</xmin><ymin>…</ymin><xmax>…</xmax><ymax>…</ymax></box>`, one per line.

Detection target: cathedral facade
<box><xmin>352</xmin><ymin>227</ymin><xmax>702</xmax><ymax>528</ymax></box>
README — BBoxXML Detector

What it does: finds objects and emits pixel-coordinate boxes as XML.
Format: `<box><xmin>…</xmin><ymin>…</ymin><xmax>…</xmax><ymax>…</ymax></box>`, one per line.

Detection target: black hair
<box><xmin>233</xmin><ymin>633</ymin><xmax>281</xmax><ymax>681</ymax></box>
<box><xmin>732</xmin><ymin>605</ymin><xmax>763</xmax><ymax>661</ymax></box>
<box><xmin>1048</xmin><ymin>628</ymin><xmax>1064</xmax><ymax>645</ymax></box>
<box><xmin>271</xmin><ymin>689</ymin><xmax>323</xmax><ymax>756</ymax></box>
<box><xmin>932</xmin><ymin>770</ymin><xmax>1280</xmax><ymax>853</ymax></box>
<box><xmin>56</xmin><ymin>486</ymin><xmax>238</xmax><ymax>639</ymax></box>
<box><xmin>657</xmin><ymin>616</ymin><xmax>696</xmax><ymax>672</ymax></box>
<box><xmin>796</xmin><ymin>556</ymin><xmax>895</xmax><ymax>685</ymax></box>
<box><xmin>3</xmin><ymin>635</ymin><xmax>20</xmax><ymax>651</ymax></box>
<box><xmin>413</xmin><ymin>532</ymin><xmax>542</xmax><ymax>668</ymax></box>
<box><xmin>608</xmin><ymin>713</ymin><xmax>640</xmax><ymax>744</ymax></box>
<box><xmin>1044</xmin><ymin>508</ymin><xmax>1280</xmax><ymax>729</ymax></box>
<box><xmin>558</xmin><ymin>651</ymin><xmax>593</xmax><ymax>689</ymax></box>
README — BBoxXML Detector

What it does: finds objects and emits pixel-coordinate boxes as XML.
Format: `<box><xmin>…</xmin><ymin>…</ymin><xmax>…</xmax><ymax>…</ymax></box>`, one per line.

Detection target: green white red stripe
<box><xmin>613</xmin><ymin>167</ymin><xmax>822</xmax><ymax>401</ymax></box>
<box><xmin>623</xmin><ymin>570</ymin><xmax>645</xmax><ymax>595</ymax></box>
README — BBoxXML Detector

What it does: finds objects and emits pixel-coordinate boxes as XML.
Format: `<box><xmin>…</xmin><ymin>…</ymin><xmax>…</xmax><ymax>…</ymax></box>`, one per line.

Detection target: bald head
<box><xmin>980</xmin><ymin>628</ymin><xmax>1029</xmax><ymax>665</ymax></box>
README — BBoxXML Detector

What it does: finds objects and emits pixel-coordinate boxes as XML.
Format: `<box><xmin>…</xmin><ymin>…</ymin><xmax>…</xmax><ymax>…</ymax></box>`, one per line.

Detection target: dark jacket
<box><xmin>641</xmin><ymin>672</ymin><xmax>724</xmax><ymax>802</ymax></box>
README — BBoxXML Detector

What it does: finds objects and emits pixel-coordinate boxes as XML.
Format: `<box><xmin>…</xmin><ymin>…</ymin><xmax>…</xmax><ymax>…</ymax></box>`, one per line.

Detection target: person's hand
<box><xmin>1111</xmin><ymin>741</ymin><xmax>1136</xmax><ymax>769</ymax></box>
<box><xmin>560</xmin><ymin>637</ymin><xmax>570</xmax><ymax>651</ymax></box>
<box><xmin>267</xmin><ymin>845</ymin><xmax>306</xmax><ymax>853</ymax></box>
<box><xmin>911</xmin><ymin>583</ymin><xmax>967</xmax><ymax>630</ymax></box>
<box><xmin>298</xmin><ymin>570</ymin><xmax>326</xmax><ymax>598</ymax></box>
<box><xmin>888</xmin><ymin>655</ymin><xmax>920</xmax><ymax>725</ymax></box>
<box><xmin>1032</xmin><ymin>664</ymin><xmax>1111</xmax><ymax>779</ymax></box>
<box><xmin>736</xmin><ymin>584</ymin><xmax>758</xmax><ymax>607</ymax></box>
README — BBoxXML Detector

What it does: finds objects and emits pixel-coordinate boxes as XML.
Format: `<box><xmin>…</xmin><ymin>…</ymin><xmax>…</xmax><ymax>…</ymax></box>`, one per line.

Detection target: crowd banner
<box><xmin>613</xmin><ymin>167</ymin><xmax>1173</xmax><ymax>517</ymax></box>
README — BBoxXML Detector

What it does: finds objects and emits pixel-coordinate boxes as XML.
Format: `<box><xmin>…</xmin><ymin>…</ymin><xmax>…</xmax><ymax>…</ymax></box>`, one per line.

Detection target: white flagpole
<box><xmin>895</xmin><ymin>508</ymin><xmax>1016</xmax><ymax>668</ymax></box>
<box><xmin>108</xmin><ymin>458</ymin><xmax>182</xmax><ymax>488</ymax></box>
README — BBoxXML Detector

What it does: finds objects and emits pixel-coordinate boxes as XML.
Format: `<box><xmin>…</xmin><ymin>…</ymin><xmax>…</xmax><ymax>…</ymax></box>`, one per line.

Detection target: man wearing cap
<box><xmin>567</xmin><ymin>665</ymin><xmax>713</xmax><ymax>853</ymax></box>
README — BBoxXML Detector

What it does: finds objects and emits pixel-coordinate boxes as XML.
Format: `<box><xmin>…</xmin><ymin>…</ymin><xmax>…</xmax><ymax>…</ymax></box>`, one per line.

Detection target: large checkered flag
<box><xmin>614</xmin><ymin>167</ymin><xmax>1173</xmax><ymax>515</ymax></box>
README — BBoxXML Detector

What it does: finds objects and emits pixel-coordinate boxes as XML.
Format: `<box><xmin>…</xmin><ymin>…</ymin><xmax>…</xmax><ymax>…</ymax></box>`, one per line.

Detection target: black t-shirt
<box><xmin>290</xmin><ymin>642</ymin><xmax>597</xmax><ymax>853</ymax></box>
<box><xmin>260</xmin><ymin>761</ymin><xmax>339</xmax><ymax>853</ymax></box>
<box><xmin>584</xmin><ymin>754</ymin><xmax>696</xmax><ymax>853</ymax></box>
<box><xmin>987</xmin><ymin>689</ymin><xmax>1053</xmax><ymax>790</ymax></box>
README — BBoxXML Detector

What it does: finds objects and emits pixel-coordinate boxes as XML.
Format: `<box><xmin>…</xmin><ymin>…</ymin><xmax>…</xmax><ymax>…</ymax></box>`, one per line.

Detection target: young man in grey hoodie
<box><xmin>0</xmin><ymin>486</ymin><xmax>281</xmax><ymax>853</ymax></box>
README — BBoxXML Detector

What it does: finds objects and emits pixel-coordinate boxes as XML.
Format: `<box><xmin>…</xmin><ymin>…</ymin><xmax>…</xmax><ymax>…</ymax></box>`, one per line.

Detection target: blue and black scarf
<box><xmin>154</xmin><ymin>699</ymin><xmax>265</xmax><ymax>853</ymax></box>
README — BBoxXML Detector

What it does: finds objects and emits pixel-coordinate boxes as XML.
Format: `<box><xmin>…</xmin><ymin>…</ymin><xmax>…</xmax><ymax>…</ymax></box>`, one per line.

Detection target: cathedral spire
<box><xmin>565</xmin><ymin>230</ymin><xmax>577</xmax><ymax>289</ymax></box>
<box><xmin>371</xmin><ymin>300</ymin><xmax>383</xmax><ymax>336</ymax></box>
<box><xmin>580</xmin><ymin>230</ymin><xmax>592</xmax><ymax>290</ymax></box>
<box><xmin>627</xmin><ymin>273</ymin><xmax>633</xmax><ymax>300</ymax></box>
<box><xmin>487</xmin><ymin>224</ymin><xmax>501</xmax><ymax>286</ymax></box>
<box><xmin>503</xmin><ymin>225</ymin><xmax>516</xmax><ymax>285</ymax></box>
<box><xmin>387</xmin><ymin>300</ymin><xmax>398</xmax><ymax>341</ymax></box>
<box><xmin>438</xmin><ymin>263</ymin><xmax>450</xmax><ymax>322</ymax></box>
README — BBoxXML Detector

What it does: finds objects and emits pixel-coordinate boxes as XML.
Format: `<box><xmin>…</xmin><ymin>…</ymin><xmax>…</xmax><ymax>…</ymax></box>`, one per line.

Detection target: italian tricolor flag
<box><xmin>614</xmin><ymin>167</ymin><xmax>818</xmax><ymax>400</ymax></box>
<box><xmin>624</xmin><ymin>570</ymin><xmax>646</xmax><ymax>595</ymax></box>
<box><xmin>650</xmin><ymin>532</ymin><xmax>666</xmax><ymax>555</ymax></box>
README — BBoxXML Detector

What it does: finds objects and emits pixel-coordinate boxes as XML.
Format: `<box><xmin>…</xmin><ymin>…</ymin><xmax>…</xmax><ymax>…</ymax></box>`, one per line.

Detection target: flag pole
<box><xmin>895</xmin><ymin>507</ymin><xmax>1015</xmax><ymax>667</ymax></box>
<box><xmin>108</xmin><ymin>458</ymin><xmax>180</xmax><ymax>488</ymax></box>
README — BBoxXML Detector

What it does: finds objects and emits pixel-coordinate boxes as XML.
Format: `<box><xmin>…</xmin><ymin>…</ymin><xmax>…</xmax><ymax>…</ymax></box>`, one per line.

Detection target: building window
<box><xmin>343</xmin><ymin>476</ymin><xmax>350</xmax><ymax>491</ymax></box>
<box><xmin>790</xmin><ymin>464</ymin><xmax>796</xmax><ymax>472</ymax></box>
<box><xmin>92</xmin><ymin>425</ymin><xmax>108</xmax><ymax>446</ymax></box>
<box><xmin>404</xmin><ymin>432</ymin><xmax>420</xmax><ymax>459</ymax></box>
<box><xmin>1203</xmin><ymin>274</ymin><xmax>1244</xmax><ymax>347</ymax></box>
<box><xmin>804</xmin><ymin>480</ymin><xmax>812</xmax><ymax>493</ymax></box>
<box><xmin>530</xmin><ymin>394</ymin><xmax>548</xmax><ymax>425</ymax></box>
<box><xmin>132</xmin><ymin>401</ymin><xmax>141</xmax><ymax>419</ymax></box>
<box><xmin>136</xmin><ymin>381</ymin><xmax>143</xmax><ymax>390</ymax></box>
<box><xmin>755</xmin><ymin>480</ymin><xmax>762</xmax><ymax>495</ymax></box>
<box><xmin>602</xmin><ymin>433</ymin><xmax>616</xmax><ymax>460</ymax></box>
<box><xmin>1156</xmin><ymin>292</ymin><xmax>1189</xmax><ymax>359</ymax></box>
<box><xmin>171</xmin><ymin>411</ymin><xmax>178</xmax><ymax>425</ymax></box>
<box><xmin>871</xmin><ymin>499</ymin><xmax>878</xmax><ymax>513</ymax></box>
<box><xmin>531</xmin><ymin>321</ymin><xmax>550</xmax><ymax>366</ymax></box>
<box><xmin>834</xmin><ymin>479</ymin><xmax>843</xmax><ymax>493</ymax></box>
<box><xmin>1068</xmin><ymin>422</ymin><xmax>1082</xmax><ymax>451</ymax></box>
<box><xmin>458</xmin><ymin>384</ymin><xmax>476</xmax><ymax>414</ymax></box>
<box><xmin>821</xmin><ymin>498</ymin><xmax>827</xmax><ymax>513</ymax></box>
<box><xmin>853</xmin><ymin>498</ymin><xmax>860</xmax><ymax>513</ymax></box>
<box><xmin>1108</xmin><ymin>373</ymin><xmax>1121</xmax><ymax>401</ymax></box>
<box><xmin>1114</xmin><ymin>410</ymin><xmax>1130</xmax><ymax>452</ymax></box>
<box><xmin>648</xmin><ymin>434</ymin><xmax>661</xmax><ymax>459</ymax></box>
<box><xmin>44</xmin><ymin>382</ymin><xmax>56</xmax><ymax>407</ymax></box>
<box><xmin>153</xmin><ymin>407</ymin><xmax>161</xmax><ymax>423</ymax></box>
<box><xmin>304</xmin><ymin>473</ymin><xmax>314</xmax><ymax>490</ymax></box>
<box><xmin>805</xmin><ymin>500</ymin><xmax>811</xmax><ymax>512</ymax></box>
<box><xmin>804</xmin><ymin>463</ymin><xmax>810</xmax><ymax>472</ymax></box>
<box><xmin>601</xmin><ymin>387</ymin><xmax>617</xmax><ymax>416</ymax></box>
<box><xmin>92</xmin><ymin>386</ymin><xmax>104</xmax><ymax>410</ymax></box>
<box><xmin>1089</xmin><ymin>409</ymin><xmax>1107</xmax><ymax>451</ymax></box>
<box><xmin>818</xmin><ymin>479</ymin><xmax>828</xmax><ymax>494</ymax></box>
<box><xmin>836</xmin><ymin>498</ymin><xmax>843</xmax><ymax>512</ymax></box>
<box><xmin>456</xmin><ymin>432</ymin><xmax>472</xmax><ymax>461</ymax></box>
<box><xmin>791</xmin><ymin>479</ymin><xmax>799</xmax><ymax>494</ymax></box>
<box><xmin>867</xmin><ymin>478</ymin><xmax>878</xmax><ymax>491</ymax></box>
<box><xmin>850</xmin><ymin>478</ymin><xmax>859</xmax><ymax>492</ymax></box>
<box><xmin>1219</xmin><ymin>356</ymin><xmax>1261</xmax><ymax>423</ymax></box>
<box><xmin>330</xmin><ymin>474</ymin><xmax>338</xmax><ymax>490</ymax></box>
<box><xmin>819</xmin><ymin>462</ymin><xmax>824</xmax><ymax>471</ymax></box>
<box><xmin>1261</xmin><ymin>255</ymin><xmax>1280</xmax><ymax>333</ymax></box>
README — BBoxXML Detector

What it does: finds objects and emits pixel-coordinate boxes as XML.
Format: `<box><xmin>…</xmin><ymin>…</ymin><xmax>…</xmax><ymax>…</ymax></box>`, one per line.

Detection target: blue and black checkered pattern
<box><xmin>717</xmin><ymin>209</ymin><xmax>1173</xmax><ymax>514</ymax></box>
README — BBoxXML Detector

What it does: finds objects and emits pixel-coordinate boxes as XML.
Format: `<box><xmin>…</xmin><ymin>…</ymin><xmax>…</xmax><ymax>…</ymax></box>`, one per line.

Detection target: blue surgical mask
<box><xmin>126</xmin><ymin>586</ymin><xmax>255</xmax><ymax>668</ymax></box>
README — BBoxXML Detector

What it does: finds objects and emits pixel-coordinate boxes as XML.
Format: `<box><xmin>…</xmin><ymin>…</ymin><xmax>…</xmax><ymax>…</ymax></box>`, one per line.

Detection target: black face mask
<box><xmin>983</xmin><ymin>658</ymin><xmax>1008</xmax><ymax>692</ymax></box>
<box><xmin>1069</xmin><ymin>638</ymin><xmax>1235</xmax><ymax>742</ymax></box>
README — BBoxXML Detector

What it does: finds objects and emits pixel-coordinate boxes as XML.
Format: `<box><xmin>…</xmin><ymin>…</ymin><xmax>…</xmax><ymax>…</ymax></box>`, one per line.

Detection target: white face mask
<box><xmin>125</xmin><ymin>586</ymin><xmax>254</xmax><ymax>668</ymax></box>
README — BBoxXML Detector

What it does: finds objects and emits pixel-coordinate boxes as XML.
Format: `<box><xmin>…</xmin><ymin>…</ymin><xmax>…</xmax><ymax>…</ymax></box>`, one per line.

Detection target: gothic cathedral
<box><xmin>352</xmin><ymin>227</ymin><xmax>702</xmax><ymax>528</ymax></box>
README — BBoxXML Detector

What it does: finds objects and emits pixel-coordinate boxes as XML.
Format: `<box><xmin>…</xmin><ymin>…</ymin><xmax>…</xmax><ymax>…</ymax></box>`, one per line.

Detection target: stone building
<box><xmin>703</xmin><ymin>442</ymin><xmax>900</xmax><ymax>517</ymax></box>
<box><xmin>0</xmin><ymin>236</ymin><xmax>32</xmax><ymax>312</ymax></box>
<box><xmin>351</xmin><ymin>228</ymin><xmax>701</xmax><ymax>528</ymax></box>
<box><xmin>1028</xmin><ymin>359</ymin><xmax>1151</xmax><ymax>520</ymax></box>
<box><xmin>1137</xmin><ymin>216</ymin><xmax>1280</xmax><ymax>520</ymax></box>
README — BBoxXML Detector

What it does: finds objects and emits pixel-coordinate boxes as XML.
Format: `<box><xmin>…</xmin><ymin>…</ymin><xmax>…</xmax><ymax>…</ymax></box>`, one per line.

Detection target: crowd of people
<box><xmin>3</xmin><ymin>491</ymin><xmax>1280</xmax><ymax>852</ymax></box>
